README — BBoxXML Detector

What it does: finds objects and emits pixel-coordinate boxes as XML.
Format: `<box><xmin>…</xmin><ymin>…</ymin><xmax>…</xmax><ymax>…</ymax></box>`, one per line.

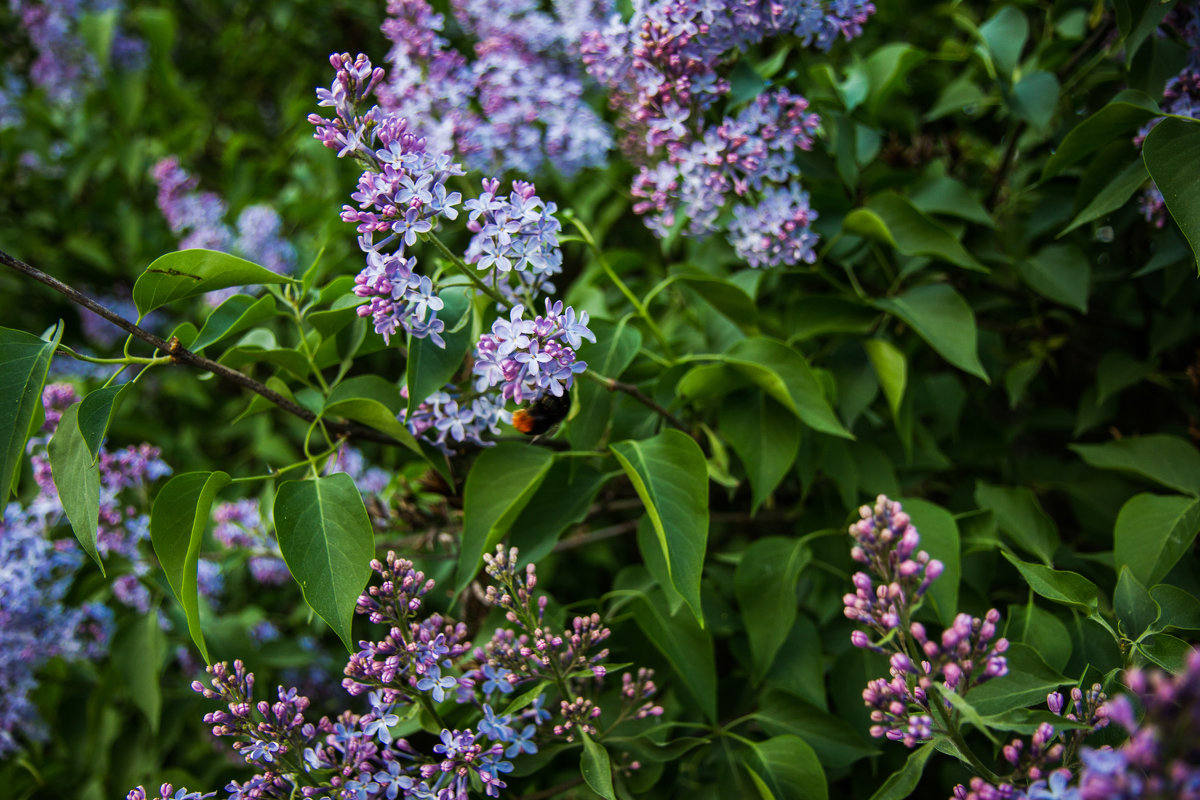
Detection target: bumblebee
<box><xmin>511</xmin><ymin>390</ymin><xmax>571</xmax><ymax>436</ymax></box>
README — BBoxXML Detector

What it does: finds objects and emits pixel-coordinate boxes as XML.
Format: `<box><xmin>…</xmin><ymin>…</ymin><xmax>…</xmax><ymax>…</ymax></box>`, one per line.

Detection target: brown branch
<box><xmin>588</xmin><ymin>371</ymin><xmax>694</xmax><ymax>438</ymax></box>
<box><xmin>0</xmin><ymin>247</ymin><xmax>404</xmax><ymax>447</ymax></box>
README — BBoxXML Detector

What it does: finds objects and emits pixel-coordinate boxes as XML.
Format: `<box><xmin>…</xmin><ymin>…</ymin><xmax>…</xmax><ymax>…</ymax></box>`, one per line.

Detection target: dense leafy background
<box><xmin>1</xmin><ymin>0</ymin><xmax>1199</xmax><ymax>798</ymax></box>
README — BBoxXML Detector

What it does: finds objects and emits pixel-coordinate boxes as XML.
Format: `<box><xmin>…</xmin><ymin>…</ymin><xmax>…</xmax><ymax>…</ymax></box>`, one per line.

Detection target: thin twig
<box><xmin>0</xmin><ymin>247</ymin><xmax>403</xmax><ymax>447</ymax></box>
<box><xmin>584</xmin><ymin>370</ymin><xmax>694</xmax><ymax>438</ymax></box>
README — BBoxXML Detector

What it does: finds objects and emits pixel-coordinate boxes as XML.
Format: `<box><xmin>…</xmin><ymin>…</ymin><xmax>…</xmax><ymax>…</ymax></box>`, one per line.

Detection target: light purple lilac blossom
<box><xmin>846</xmin><ymin>495</ymin><xmax>1008</xmax><ymax>747</ymax></box>
<box><xmin>151</xmin><ymin>157</ymin><xmax>297</xmax><ymax>304</ymax></box>
<box><xmin>378</xmin><ymin>0</ymin><xmax>612</xmax><ymax>176</ymax></box>
<box><xmin>0</xmin><ymin>502</ymin><xmax>113</xmax><ymax>755</ymax></box>
<box><xmin>10</xmin><ymin>0</ymin><xmax>145</xmax><ymax>108</ymax></box>
<box><xmin>131</xmin><ymin>545</ymin><xmax>658</xmax><ymax>798</ymax></box>
<box><xmin>581</xmin><ymin>0</ymin><xmax>875</xmax><ymax>267</ymax></box>
<box><xmin>472</xmin><ymin>299</ymin><xmax>595</xmax><ymax>405</ymax></box>
<box><xmin>401</xmin><ymin>384</ymin><xmax>511</xmax><ymax>455</ymax></box>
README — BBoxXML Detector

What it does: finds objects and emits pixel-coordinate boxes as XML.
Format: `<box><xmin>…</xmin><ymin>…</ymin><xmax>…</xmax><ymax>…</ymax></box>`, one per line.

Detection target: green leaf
<box><xmin>908</xmin><ymin>174</ymin><xmax>995</xmax><ymax>228</ymax></box>
<box><xmin>864</xmin><ymin>339</ymin><xmax>906</xmax><ymax>420</ymax></box>
<box><xmin>755</xmin><ymin>690</ymin><xmax>880</xmax><ymax>768</ymax></box>
<box><xmin>735</xmin><ymin>537</ymin><xmax>810</xmax><ymax>681</ymax></box>
<box><xmin>720</xmin><ymin>337</ymin><xmax>852</xmax><ymax>438</ymax></box>
<box><xmin>979</xmin><ymin>5</ymin><xmax>1028</xmax><ymax>78</ymax></box>
<box><xmin>1114</xmin><ymin>493</ymin><xmax>1200</xmax><ymax>586</ymax></box>
<box><xmin>579</xmin><ymin>733</ymin><xmax>616</xmax><ymax>800</ymax></box>
<box><xmin>455</xmin><ymin>444</ymin><xmax>555</xmax><ymax>593</ymax></box>
<box><xmin>1071</xmin><ymin>435</ymin><xmax>1200</xmax><ymax>495</ymax></box>
<box><xmin>569</xmin><ymin>318</ymin><xmax>642</xmax><ymax>451</ymax></box>
<box><xmin>902</xmin><ymin>498</ymin><xmax>961</xmax><ymax>627</ymax></box>
<box><xmin>1005</xmin><ymin>358</ymin><xmax>1041</xmax><ymax>409</ymax></box>
<box><xmin>966</xmin><ymin>642</ymin><xmax>1070</xmax><ymax>716</ymax></box>
<box><xmin>874</xmin><ymin>284</ymin><xmax>989</xmax><ymax>382</ymax></box>
<box><xmin>1115</xmin><ymin>567</ymin><xmax>1159</xmax><ymax>640</ymax></box>
<box><xmin>611</xmin><ymin>430</ymin><xmax>710</xmax><ymax>625</ymax></box>
<box><xmin>864</xmin><ymin>43</ymin><xmax>925</xmax><ymax>117</ymax></box>
<box><xmin>1018</xmin><ymin>244</ymin><xmax>1090</xmax><ymax>312</ymax></box>
<box><xmin>77</xmin><ymin>384</ymin><xmax>128</xmax><ymax>460</ymax></box>
<box><xmin>844</xmin><ymin>193</ymin><xmax>988</xmax><ymax>272</ymax></box>
<box><xmin>1150</xmin><ymin>585</ymin><xmax>1200</xmax><ymax>632</ymax></box>
<box><xmin>406</xmin><ymin>286</ymin><xmax>473</xmax><ymax>420</ymax></box>
<box><xmin>1137</xmin><ymin>633</ymin><xmax>1196</xmax><ymax>673</ymax></box>
<box><xmin>509</xmin><ymin>463</ymin><xmax>606</xmax><ymax>564</ymax></box>
<box><xmin>975</xmin><ymin>482</ymin><xmax>1059</xmax><ymax>565</ymax></box>
<box><xmin>112</xmin><ymin>605</ymin><xmax>163</xmax><ymax>731</ymax></box>
<box><xmin>1001</xmin><ymin>553</ymin><xmax>1099</xmax><ymax>613</ymax></box>
<box><xmin>133</xmin><ymin>249</ymin><xmax>294</xmax><ymax>315</ymax></box>
<box><xmin>0</xmin><ymin>323</ymin><xmax>61</xmax><ymax>499</ymax></box>
<box><xmin>1143</xmin><ymin>117</ymin><xmax>1200</xmax><ymax>270</ymax></box>
<box><xmin>47</xmin><ymin>404</ymin><xmax>104</xmax><ymax>573</ymax></box>
<box><xmin>746</xmin><ymin>735</ymin><xmax>827</xmax><ymax>800</ymax></box>
<box><xmin>274</xmin><ymin>474</ymin><xmax>374</xmax><ymax>652</ymax></box>
<box><xmin>617</xmin><ymin>568</ymin><xmax>717</xmax><ymax>721</ymax></box>
<box><xmin>1059</xmin><ymin>158</ymin><xmax>1149</xmax><ymax>236</ymax></box>
<box><xmin>1042</xmin><ymin>91</ymin><xmax>1160</xmax><ymax>179</ymax></box>
<box><xmin>191</xmin><ymin>293</ymin><xmax>278</xmax><ymax>352</ymax></box>
<box><xmin>1005</xmin><ymin>603</ymin><xmax>1072</xmax><ymax>673</ymax></box>
<box><xmin>1096</xmin><ymin>351</ymin><xmax>1155</xmax><ymax>405</ymax></box>
<box><xmin>786</xmin><ymin>298</ymin><xmax>878</xmax><ymax>342</ymax></box>
<box><xmin>151</xmin><ymin>471</ymin><xmax>231</xmax><ymax>662</ymax></box>
<box><xmin>1011</xmin><ymin>71</ymin><xmax>1060</xmax><ymax>130</ymax></box>
<box><xmin>666</xmin><ymin>268</ymin><xmax>758</xmax><ymax>326</ymax></box>
<box><xmin>324</xmin><ymin>375</ymin><xmax>422</xmax><ymax>456</ymax></box>
<box><xmin>720</xmin><ymin>391</ymin><xmax>800</xmax><ymax>513</ymax></box>
<box><xmin>868</xmin><ymin>742</ymin><xmax>935</xmax><ymax>800</ymax></box>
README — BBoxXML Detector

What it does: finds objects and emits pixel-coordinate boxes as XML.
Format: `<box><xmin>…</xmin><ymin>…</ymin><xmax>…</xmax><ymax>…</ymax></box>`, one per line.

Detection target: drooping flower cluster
<box><xmin>472</xmin><ymin>300</ymin><xmax>595</xmax><ymax>406</ymax></box>
<box><xmin>130</xmin><ymin>545</ymin><xmax>659</xmax><ymax>798</ymax></box>
<box><xmin>845</xmin><ymin>496</ymin><xmax>1009</xmax><ymax>747</ymax></box>
<box><xmin>151</xmin><ymin>157</ymin><xmax>297</xmax><ymax>304</ymax></box>
<box><xmin>1138</xmin><ymin>7</ymin><xmax>1200</xmax><ymax>228</ymax></box>
<box><xmin>580</xmin><ymin>0</ymin><xmax>874</xmax><ymax>267</ymax></box>
<box><xmin>378</xmin><ymin>0</ymin><xmax>612</xmax><ymax>177</ymax></box>
<box><xmin>8</xmin><ymin>0</ymin><xmax>145</xmax><ymax>111</ymax></box>
<box><xmin>0</xmin><ymin>502</ymin><xmax>113</xmax><ymax>755</ymax></box>
<box><xmin>464</xmin><ymin>177</ymin><xmax>565</xmax><ymax>307</ymax></box>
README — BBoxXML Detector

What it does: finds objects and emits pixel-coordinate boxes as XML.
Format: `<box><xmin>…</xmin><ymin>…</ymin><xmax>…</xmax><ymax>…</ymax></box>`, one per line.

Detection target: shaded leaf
<box><xmin>406</xmin><ymin>286</ymin><xmax>473</xmax><ymax>419</ymax></box>
<box><xmin>0</xmin><ymin>323</ymin><xmax>61</xmax><ymax>498</ymax></box>
<box><xmin>1142</xmin><ymin>114</ymin><xmax>1200</xmax><ymax>269</ymax></box>
<box><xmin>192</xmin><ymin>293</ymin><xmax>278</xmax><ymax>352</ymax></box>
<box><xmin>1002</xmin><ymin>553</ymin><xmax>1099</xmax><ymax>613</ymax></box>
<box><xmin>720</xmin><ymin>390</ymin><xmax>800</xmax><ymax>513</ymax></box>
<box><xmin>77</xmin><ymin>384</ymin><xmax>128</xmax><ymax>460</ymax></box>
<box><xmin>1071</xmin><ymin>435</ymin><xmax>1200</xmax><ymax>495</ymax></box>
<box><xmin>1115</xmin><ymin>567</ymin><xmax>1159</xmax><ymax>640</ymax></box>
<box><xmin>844</xmin><ymin>193</ymin><xmax>988</xmax><ymax>272</ymax></box>
<box><xmin>746</xmin><ymin>735</ymin><xmax>827</xmax><ymax>800</ymax></box>
<box><xmin>874</xmin><ymin>284</ymin><xmax>989</xmax><ymax>382</ymax></box>
<box><xmin>1114</xmin><ymin>493</ymin><xmax>1200</xmax><ymax>586</ymax></box>
<box><xmin>151</xmin><ymin>471</ymin><xmax>232</xmax><ymax>662</ymax></box>
<box><xmin>455</xmin><ymin>444</ymin><xmax>555</xmax><ymax>593</ymax></box>
<box><xmin>274</xmin><ymin>474</ymin><xmax>374</xmax><ymax>651</ymax></box>
<box><xmin>735</xmin><ymin>537</ymin><xmax>810</xmax><ymax>680</ymax></box>
<box><xmin>48</xmin><ymin>404</ymin><xmax>104</xmax><ymax>573</ymax></box>
<box><xmin>975</xmin><ymin>483</ymin><xmax>1059</xmax><ymax>565</ymax></box>
<box><xmin>579</xmin><ymin>733</ymin><xmax>616</xmax><ymax>800</ymax></box>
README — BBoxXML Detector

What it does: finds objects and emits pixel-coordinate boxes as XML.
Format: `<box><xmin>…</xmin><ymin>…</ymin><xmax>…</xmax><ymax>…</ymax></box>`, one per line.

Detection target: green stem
<box><xmin>425</xmin><ymin>230</ymin><xmax>508</xmax><ymax>305</ymax></box>
<box><xmin>55</xmin><ymin>344</ymin><xmax>167</xmax><ymax>366</ymax></box>
<box><xmin>565</xmin><ymin>214</ymin><xmax>674</xmax><ymax>356</ymax></box>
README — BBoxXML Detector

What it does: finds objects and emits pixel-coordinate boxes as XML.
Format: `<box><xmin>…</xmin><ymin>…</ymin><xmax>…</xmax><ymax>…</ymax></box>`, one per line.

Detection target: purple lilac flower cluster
<box><xmin>8</xmin><ymin>0</ymin><xmax>145</xmax><ymax>110</ymax></box>
<box><xmin>400</xmin><ymin>384</ymin><xmax>511</xmax><ymax>455</ymax></box>
<box><xmin>952</xmin><ymin>685</ymin><xmax>1112</xmax><ymax>800</ymax></box>
<box><xmin>130</xmin><ymin>546</ymin><xmax>659</xmax><ymax>799</ymax></box>
<box><xmin>312</xmin><ymin>53</ymin><xmax>595</xmax><ymax>448</ymax></box>
<box><xmin>844</xmin><ymin>495</ymin><xmax>1009</xmax><ymax>747</ymax></box>
<box><xmin>151</xmin><ymin>157</ymin><xmax>297</xmax><ymax>304</ymax></box>
<box><xmin>1138</xmin><ymin>7</ymin><xmax>1200</xmax><ymax>228</ymax></box>
<box><xmin>580</xmin><ymin>0</ymin><xmax>874</xmax><ymax>267</ymax></box>
<box><xmin>0</xmin><ymin>502</ymin><xmax>113</xmax><ymax>755</ymax></box>
<box><xmin>473</xmin><ymin>300</ymin><xmax>595</xmax><ymax>405</ymax></box>
<box><xmin>27</xmin><ymin>383</ymin><xmax>171</xmax><ymax>612</ymax></box>
<box><xmin>377</xmin><ymin>0</ymin><xmax>612</xmax><ymax>177</ymax></box>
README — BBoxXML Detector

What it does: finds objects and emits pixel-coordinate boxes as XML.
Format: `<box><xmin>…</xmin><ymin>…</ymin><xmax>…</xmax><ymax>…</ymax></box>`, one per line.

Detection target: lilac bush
<box><xmin>127</xmin><ymin>545</ymin><xmax>662</xmax><ymax>800</ymax></box>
